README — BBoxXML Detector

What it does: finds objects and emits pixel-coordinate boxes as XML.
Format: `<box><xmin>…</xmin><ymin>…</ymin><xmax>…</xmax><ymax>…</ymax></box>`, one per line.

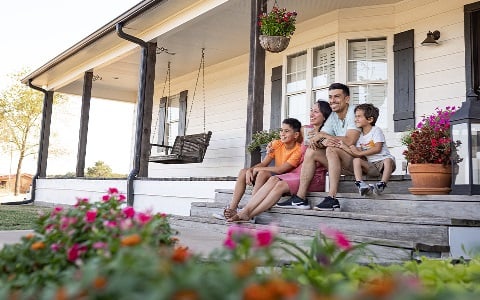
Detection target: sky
<box><xmin>0</xmin><ymin>0</ymin><xmax>141</xmax><ymax>175</ymax></box>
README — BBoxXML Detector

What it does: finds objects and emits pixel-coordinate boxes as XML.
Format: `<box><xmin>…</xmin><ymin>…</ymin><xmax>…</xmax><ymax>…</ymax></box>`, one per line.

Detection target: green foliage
<box><xmin>0</xmin><ymin>188</ymin><xmax>175</xmax><ymax>290</ymax></box>
<box><xmin>85</xmin><ymin>161</ymin><xmax>126</xmax><ymax>178</ymax></box>
<box><xmin>258</xmin><ymin>5</ymin><xmax>297</xmax><ymax>37</ymax></box>
<box><xmin>1</xmin><ymin>195</ymin><xmax>480</xmax><ymax>299</ymax></box>
<box><xmin>247</xmin><ymin>129</ymin><xmax>280</xmax><ymax>153</ymax></box>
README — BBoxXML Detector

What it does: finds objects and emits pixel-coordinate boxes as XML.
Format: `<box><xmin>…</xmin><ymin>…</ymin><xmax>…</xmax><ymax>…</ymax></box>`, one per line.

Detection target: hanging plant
<box><xmin>258</xmin><ymin>2</ymin><xmax>297</xmax><ymax>53</ymax></box>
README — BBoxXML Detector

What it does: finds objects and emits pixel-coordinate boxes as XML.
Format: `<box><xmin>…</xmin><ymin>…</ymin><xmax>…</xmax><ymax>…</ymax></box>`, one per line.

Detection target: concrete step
<box><xmin>169</xmin><ymin>215</ymin><xmax>431</xmax><ymax>264</ymax></box>
<box><xmin>213</xmin><ymin>189</ymin><xmax>480</xmax><ymax>220</ymax></box>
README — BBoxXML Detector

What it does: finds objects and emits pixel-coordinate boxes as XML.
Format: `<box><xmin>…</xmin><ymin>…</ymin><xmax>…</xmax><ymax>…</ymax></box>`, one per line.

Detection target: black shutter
<box><xmin>393</xmin><ymin>29</ymin><xmax>415</xmax><ymax>132</ymax></box>
<box><xmin>178</xmin><ymin>90</ymin><xmax>188</xmax><ymax>135</ymax></box>
<box><xmin>157</xmin><ymin>97</ymin><xmax>167</xmax><ymax>146</ymax></box>
<box><xmin>270</xmin><ymin>66</ymin><xmax>282</xmax><ymax>129</ymax></box>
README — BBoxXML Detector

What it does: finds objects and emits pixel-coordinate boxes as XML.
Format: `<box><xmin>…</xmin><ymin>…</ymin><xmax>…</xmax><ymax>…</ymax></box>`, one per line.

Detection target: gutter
<box><xmin>116</xmin><ymin>22</ymin><xmax>148</xmax><ymax>206</ymax></box>
<box><xmin>21</xmin><ymin>0</ymin><xmax>167</xmax><ymax>85</ymax></box>
<box><xmin>2</xmin><ymin>80</ymin><xmax>48</xmax><ymax>205</ymax></box>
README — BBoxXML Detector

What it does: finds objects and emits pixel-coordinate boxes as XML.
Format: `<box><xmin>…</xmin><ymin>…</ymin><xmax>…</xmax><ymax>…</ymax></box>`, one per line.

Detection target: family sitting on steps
<box><xmin>224</xmin><ymin>83</ymin><xmax>396</xmax><ymax>223</ymax></box>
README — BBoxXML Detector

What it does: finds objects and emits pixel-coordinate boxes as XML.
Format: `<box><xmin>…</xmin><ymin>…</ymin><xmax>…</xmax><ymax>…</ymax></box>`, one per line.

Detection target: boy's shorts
<box><xmin>366</xmin><ymin>158</ymin><xmax>396</xmax><ymax>177</ymax></box>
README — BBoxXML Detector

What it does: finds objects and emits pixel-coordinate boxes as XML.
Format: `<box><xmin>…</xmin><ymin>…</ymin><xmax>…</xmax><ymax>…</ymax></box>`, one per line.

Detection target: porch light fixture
<box><xmin>421</xmin><ymin>30</ymin><xmax>440</xmax><ymax>46</ymax></box>
<box><xmin>450</xmin><ymin>90</ymin><xmax>480</xmax><ymax>195</ymax></box>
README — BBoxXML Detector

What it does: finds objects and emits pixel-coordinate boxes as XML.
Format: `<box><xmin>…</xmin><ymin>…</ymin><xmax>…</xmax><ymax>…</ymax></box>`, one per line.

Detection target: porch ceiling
<box><xmin>24</xmin><ymin>0</ymin><xmax>401</xmax><ymax>102</ymax></box>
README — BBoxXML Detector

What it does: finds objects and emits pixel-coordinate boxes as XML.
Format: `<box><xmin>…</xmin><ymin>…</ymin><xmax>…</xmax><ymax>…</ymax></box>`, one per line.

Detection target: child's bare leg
<box><xmin>238</xmin><ymin>177</ymin><xmax>279</xmax><ymax>219</ymax></box>
<box><xmin>381</xmin><ymin>158</ymin><xmax>394</xmax><ymax>183</ymax></box>
<box><xmin>249</xmin><ymin>180</ymin><xmax>290</xmax><ymax>218</ymax></box>
<box><xmin>353</xmin><ymin>157</ymin><xmax>363</xmax><ymax>181</ymax></box>
<box><xmin>229</xmin><ymin>168</ymin><xmax>248</xmax><ymax>212</ymax></box>
<box><xmin>251</xmin><ymin>170</ymin><xmax>272</xmax><ymax>195</ymax></box>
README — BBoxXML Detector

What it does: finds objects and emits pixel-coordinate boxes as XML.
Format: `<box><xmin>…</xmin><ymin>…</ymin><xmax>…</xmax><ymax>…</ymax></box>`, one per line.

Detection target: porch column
<box><xmin>138</xmin><ymin>41</ymin><xmax>157</xmax><ymax>177</ymax></box>
<box><xmin>38</xmin><ymin>91</ymin><xmax>54</xmax><ymax>177</ymax></box>
<box><xmin>76</xmin><ymin>71</ymin><xmax>93</xmax><ymax>177</ymax></box>
<box><xmin>245</xmin><ymin>0</ymin><xmax>267</xmax><ymax>167</ymax></box>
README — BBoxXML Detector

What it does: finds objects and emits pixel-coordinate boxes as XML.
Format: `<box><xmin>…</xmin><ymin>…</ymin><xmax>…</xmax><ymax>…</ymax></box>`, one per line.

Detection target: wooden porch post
<box><xmin>38</xmin><ymin>91</ymin><xmax>54</xmax><ymax>177</ymax></box>
<box><xmin>245</xmin><ymin>0</ymin><xmax>267</xmax><ymax>167</ymax></box>
<box><xmin>138</xmin><ymin>42</ymin><xmax>157</xmax><ymax>177</ymax></box>
<box><xmin>76</xmin><ymin>71</ymin><xmax>93</xmax><ymax>177</ymax></box>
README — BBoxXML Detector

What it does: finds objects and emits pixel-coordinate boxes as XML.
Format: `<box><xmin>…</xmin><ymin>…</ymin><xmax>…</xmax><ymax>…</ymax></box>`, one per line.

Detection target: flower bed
<box><xmin>0</xmin><ymin>188</ymin><xmax>479</xmax><ymax>299</ymax></box>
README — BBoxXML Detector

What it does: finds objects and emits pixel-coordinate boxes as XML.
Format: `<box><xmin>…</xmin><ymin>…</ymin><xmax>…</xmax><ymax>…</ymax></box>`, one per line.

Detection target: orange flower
<box><xmin>93</xmin><ymin>276</ymin><xmax>107</xmax><ymax>289</ymax></box>
<box><xmin>25</xmin><ymin>233</ymin><xmax>35</xmax><ymax>240</ymax></box>
<box><xmin>361</xmin><ymin>276</ymin><xmax>396</xmax><ymax>298</ymax></box>
<box><xmin>31</xmin><ymin>241</ymin><xmax>45</xmax><ymax>251</ymax></box>
<box><xmin>171</xmin><ymin>289</ymin><xmax>199</xmax><ymax>300</ymax></box>
<box><xmin>264</xmin><ymin>278</ymin><xmax>299</xmax><ymax>298</ymax></box>
<box><xmin>54</xmin><ymin>287</ymin><xmax>67</xmax><ymax>300</ymax></box>
<box><xmin>233</xmin><ymin>259</ymin><xmax>258</xmax><ymax>278</ymax></box>
<box><xmin>120</xmin><ymin>234</ymin><xmax>142</xmax><ymax>246</ymax></box>
<box><xmin>243</xmin><ymin>282</ymin><xmax>274</xmax><ymax>300</ymax></box>
<box><xmin>171</xmin><ymin>246</ymin><xmax>190</xmax><ymax>263</ymax></box>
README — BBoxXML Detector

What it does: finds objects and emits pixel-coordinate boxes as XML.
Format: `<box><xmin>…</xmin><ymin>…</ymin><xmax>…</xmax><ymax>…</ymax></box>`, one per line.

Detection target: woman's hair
<box><xmin>316</xmin><ymin>100</ymin><xmax>332</xmax><ymax>130</ymax></box>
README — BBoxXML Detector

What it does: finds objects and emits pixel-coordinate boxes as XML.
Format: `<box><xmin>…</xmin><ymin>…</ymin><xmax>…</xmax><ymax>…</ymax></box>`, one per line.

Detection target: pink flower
<box><xmin>85</xmin><ymin>210</ymin><xmax>97</xmax><ymax>223</ymax></box>
<box><xmin>67</xmin><ymin>244</ymin><xmax>81</xmax><ymax>261</ymax></box>
<box><xmin>118</xmin><ymin>194</ymin><xmax>126</xmax><ymax>201</ymax></box>
<box><xmin>122</xmin><ymin>206</ymin><xmax>135</xmax><ymax>218</ymax></box>
<box><xmin>223</xmin><ymin>237</ymin><xmax>236</xmax><ymax>249</ymax></box>
<box><xmin>103</xmin><ymin>220</ymin><xmax>117</xmax><ymax>228</ymax></box>
<box><xmin>255</xmin><ymin>228</ymin><xmax>275</xmax><ymax>247</ymax></box>
<box><xmin>320</xmin><ymin>225</ymin><xmax>352</xmax><ymax>250</ymax></box>
<box><xmin>136</xmin><ymin>212</ymin><xmax>152</xmax><ymax>225</ymax></box>
<box><xmin>120</xmin><ymin>218</ymin><xmax>134</xmax><ymax>230</ymax></box>
<box><xmin>51</xmin><ymin>206</ymin><xmax>63</xmax><ymax>216</ymax></box>
<box><xmin>108</xmin><ymin>187</ymin><xmax>119</xmax><ymax>194</ymax></box>
<box><xmin>50</xmin><ymin>243</ymin><xmax>61</xmax><ymax>252</ymax></box>
<box><xmin>75</xmin><ymin>198</ymin><xmax>89</xmax><ymax>207</ymax></box>
<box><xmin>93</xmin><ymin>242</ymin><xmax>107</xmax><ymax>249</ymax></box>
<box><xmin>102</xmin><ymin>194</ymin><xmax>111</xmax><ymax>202</ymax></box>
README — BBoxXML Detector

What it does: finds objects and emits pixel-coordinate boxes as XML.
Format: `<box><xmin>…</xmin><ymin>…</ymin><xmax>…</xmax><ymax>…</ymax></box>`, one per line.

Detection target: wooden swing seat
<box><xmin>149</xmin><ymin>131</ymin><xmax>212</xmax><ymax>164</ymax></box>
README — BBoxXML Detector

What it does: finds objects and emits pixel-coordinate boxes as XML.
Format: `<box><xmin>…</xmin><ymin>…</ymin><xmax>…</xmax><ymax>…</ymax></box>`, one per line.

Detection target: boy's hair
<box><xmin>354</xmin><ymin>103</ymin><xmax>379</xmax><ymax>126</ymax></box>
<box><xmin>328</xmin><ymin>82</ymin><xmax>350</xmax><ymax>96</ymax></box>
<box><xmin>282</xmin><ymin>118</ymin><xmax>302</xmax><ymax>132</ymax></box>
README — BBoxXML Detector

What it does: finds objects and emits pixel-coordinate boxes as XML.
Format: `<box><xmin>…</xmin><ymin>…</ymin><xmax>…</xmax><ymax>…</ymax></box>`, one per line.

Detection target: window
<box><xmin>285</xmin><ymin>43</ymin><xmax>335</xmax><ymax>125</ymax></box>
<box><xmin>286</xmin><ymin>51</ymin><xmax>307</xmax><ymax>124</ymax></box>
<box><xmin>348</xmin><ymin>38</ymin><xmax>387</xmax><ymax>127</ymax></box>
<box><xmin>313</xmin><ymin>42</ymin><xmax>335</xmax><ymax>102</ymax></box>
<box><xmin>165</xmin><ymin>94</ymin><xmax>180</xmax><ymax>147</ymax></box>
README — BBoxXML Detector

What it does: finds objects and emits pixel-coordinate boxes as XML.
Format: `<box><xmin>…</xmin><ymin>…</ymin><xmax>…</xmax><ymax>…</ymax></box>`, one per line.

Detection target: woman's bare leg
<box><xmin>232</xmin><ymin>176</ymin><xmax>279</xmax><ymax>220</ymax></box>
<box><xmin>248</xmin><ymin>180</ymin><xmax>290</xmax><ymax>218</ymax></box>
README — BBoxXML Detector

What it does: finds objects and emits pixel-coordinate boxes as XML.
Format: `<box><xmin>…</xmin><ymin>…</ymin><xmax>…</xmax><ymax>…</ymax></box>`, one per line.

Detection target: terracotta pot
<box><xmin>259</xmin><ymin>35</ymin><xmax>290</xmax><ymax>53</ymax></box>
<box><xmin>408</xmin><ymin>163</ymin><xmax>452</xmax><ymax>195</ymax></box>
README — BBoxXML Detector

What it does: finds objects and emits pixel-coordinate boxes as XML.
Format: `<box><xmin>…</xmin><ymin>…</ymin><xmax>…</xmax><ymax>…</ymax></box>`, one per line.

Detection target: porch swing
<box><xmin>149</xmin><ymin>48</ymin><xmax>212</xmax><ymax>164</ymax></box>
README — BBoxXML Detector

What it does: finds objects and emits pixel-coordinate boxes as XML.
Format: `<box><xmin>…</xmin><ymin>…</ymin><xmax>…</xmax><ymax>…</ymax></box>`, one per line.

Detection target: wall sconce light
<box><xmin>421</xmin><ymin>30</ymin><xmax>441</xmax><ymax>46</ymax></box>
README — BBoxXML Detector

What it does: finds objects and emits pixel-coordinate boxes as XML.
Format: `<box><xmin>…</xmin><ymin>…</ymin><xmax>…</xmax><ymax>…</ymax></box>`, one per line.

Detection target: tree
<box><xmin>86</xmin><ymin>161</ymin><xmax>113</xmax><ymax>178</ymax></box>
<box><xmin>0</xmin><ymin>69</ymin><xmax>67</xmax><ymax>195</ymax></box>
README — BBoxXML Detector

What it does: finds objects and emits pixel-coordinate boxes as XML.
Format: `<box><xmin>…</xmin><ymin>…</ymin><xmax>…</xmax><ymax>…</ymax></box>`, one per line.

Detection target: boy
<box><xmin>223</xmin><ymin>118</ymin><xmax>303</xmax><ymax>219</ymax></box>
<box><xmin>339</xmin><ymin>103</ymin><xmax>395</xmax><ymax>195</ymax></box>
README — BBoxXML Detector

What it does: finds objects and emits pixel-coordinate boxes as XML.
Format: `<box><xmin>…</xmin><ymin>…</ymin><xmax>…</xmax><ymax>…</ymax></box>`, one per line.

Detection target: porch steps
<box><xmin>178</xmin><ymin>187</ymin><xmax>480</xmax><ymax>264</ymax></box>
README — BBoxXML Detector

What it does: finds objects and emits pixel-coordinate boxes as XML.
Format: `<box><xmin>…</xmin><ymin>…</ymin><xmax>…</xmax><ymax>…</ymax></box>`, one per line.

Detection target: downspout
<box><xmin>3</xmin><ymin>80</ymin><xmax>49</xmax><ymax>205</ymax></box>
<box><xmin>116</xmin><ymin>22</ymin><xmax>148</xmax><ymax>206</ymax></box>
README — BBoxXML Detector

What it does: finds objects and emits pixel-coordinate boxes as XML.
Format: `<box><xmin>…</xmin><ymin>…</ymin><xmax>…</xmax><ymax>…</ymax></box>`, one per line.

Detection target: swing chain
<box><xmin>187</xmin><ymin>48</ymin><xmax>206</xmax><ymax>132</ymax></box>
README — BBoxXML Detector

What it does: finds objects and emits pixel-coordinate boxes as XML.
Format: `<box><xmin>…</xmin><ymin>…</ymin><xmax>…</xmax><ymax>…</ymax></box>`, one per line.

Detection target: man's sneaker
<box><xmin>276</xmin><ymin>195</ymin><xmax>310</xmax><ymax>209</ymax></box>
<box><xmin>314</xmin><ymin>196</ymin><xmax>340</xmax><ymax>211</ymax></box>
<box><xmin>372</xmin><ymin>181</ymin><xmax>387</xmax><ymax>195</ymax></box>
<box><xmin>354</xmin><ymin>180</ymin><xmax>372</xmax><ymax>196</ymax></box>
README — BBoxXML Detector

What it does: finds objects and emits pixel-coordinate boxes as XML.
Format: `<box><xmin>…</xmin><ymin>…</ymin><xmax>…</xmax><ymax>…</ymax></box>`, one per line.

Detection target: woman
<box><xmin>227</xmin><ymin>101</ymin><xmax>332</xmax><ymax>223</ymax></box>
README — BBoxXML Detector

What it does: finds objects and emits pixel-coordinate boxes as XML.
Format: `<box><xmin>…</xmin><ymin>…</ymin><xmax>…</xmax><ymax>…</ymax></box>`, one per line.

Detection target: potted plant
<box><xmin>401</xmin><ymin>106</ymin><xmax>462</xmax><ymax>194</ymax></box>
<box><xmin>258</xmin><ymin>4</ymin><xmax>297</xmax><ymax>53</ymax></box>
<box><xmin>247</xmin><ymin>129</ymin><xmax>280</xmax><ymax>154</ymax></box>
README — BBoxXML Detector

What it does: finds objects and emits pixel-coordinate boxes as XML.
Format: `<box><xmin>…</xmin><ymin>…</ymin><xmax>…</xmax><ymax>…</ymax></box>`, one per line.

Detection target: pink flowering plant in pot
<box><xmin>402</xmin><ymin>106</ymin><xmax>462</xmax><ymax>165</ymax></box>
<box><xmin>258</xmin><ymin>5</ymin><xmax>297</xmax><ymax>37</ymax></box>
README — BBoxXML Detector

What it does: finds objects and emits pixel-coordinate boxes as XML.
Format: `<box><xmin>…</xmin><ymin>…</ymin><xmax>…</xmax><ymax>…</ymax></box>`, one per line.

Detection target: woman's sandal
<box><xmin>226</xmin><ymin>213</ymin><xmax>251</xmax><ymax>224</ymax></box>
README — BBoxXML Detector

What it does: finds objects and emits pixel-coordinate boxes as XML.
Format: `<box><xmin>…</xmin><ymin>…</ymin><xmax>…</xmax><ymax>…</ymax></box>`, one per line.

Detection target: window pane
<box><xmin>287</xmin><ymin>93</ymin><xmax>308</xmax><ymax>125</ymax></box>
<box><xmin>313</xmin><ymin>43</ymin><xmax>335</xmax><ymax>88</ymax></box>
<box><xmin>313</xmin><ymin>89</ymin><xmax>329</xmax><ymax>102</ymax></box>
<box><xmin>348</xmin><ymin>38</ymin><xmax>387</xmax><ymax>82</ymax></box>
<box><xmin>350</xmin><ymin>84</ymin><xmax>387</xmax><ymax>128</ymax></box>
<box><xmin>287</xmin><ymin>52</ymin><xmax>307</xmax><ymax>93</ymax></box>
<box><xmin>166</xmin><ymin>94</ymin><xmax>180</xmax><ymax>146</ymax></box>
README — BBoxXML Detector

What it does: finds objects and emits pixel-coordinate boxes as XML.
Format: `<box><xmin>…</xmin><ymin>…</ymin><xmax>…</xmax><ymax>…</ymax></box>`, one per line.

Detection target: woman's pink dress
<box><xmin>276</xmin><ymin>145</ymin><xmax>326</xmax><ymax>194</ymax></box>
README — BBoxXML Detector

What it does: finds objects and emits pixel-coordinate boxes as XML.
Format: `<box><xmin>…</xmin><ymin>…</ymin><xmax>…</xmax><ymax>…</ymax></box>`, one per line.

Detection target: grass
<box><xmin>0</xmin><ymin>204</ymin><xmax>52</xmax><ymax>230</ymax></box>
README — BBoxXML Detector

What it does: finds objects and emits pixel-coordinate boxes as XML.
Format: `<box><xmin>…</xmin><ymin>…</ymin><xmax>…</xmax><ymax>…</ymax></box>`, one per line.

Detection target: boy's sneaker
<box><xmin>354</xmin><ymin>180</ymin><xmax>372</xmax><ymax>196</ymax></box>
<box><xmin>276</xmin><ymin>195</ymin><xmax>310</xmax><ymax>209</ymax></box>
<box><xmin>314</xmin><ymin>196</ymin><xmax>340</xmax><ymax>211</ymax></box>
<box><xmin>372</xmin><ymin>181</ymin><xmax>387</xmax><ymax>195</ymax></box>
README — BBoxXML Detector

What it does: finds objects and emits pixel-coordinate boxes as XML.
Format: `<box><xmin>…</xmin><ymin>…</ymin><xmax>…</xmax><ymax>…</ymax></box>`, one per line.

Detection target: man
<box><xmin>277</xmin><ymin>82</ymin><xmax>360</xmax><ymax>211</ymax></box>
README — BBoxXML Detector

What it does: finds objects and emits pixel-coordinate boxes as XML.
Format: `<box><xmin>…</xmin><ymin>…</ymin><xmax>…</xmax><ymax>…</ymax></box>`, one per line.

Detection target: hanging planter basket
<box><xmin>259</xmin><ymin>35</ymin><xmax>291</xmax><ymax>53</ymax></box>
